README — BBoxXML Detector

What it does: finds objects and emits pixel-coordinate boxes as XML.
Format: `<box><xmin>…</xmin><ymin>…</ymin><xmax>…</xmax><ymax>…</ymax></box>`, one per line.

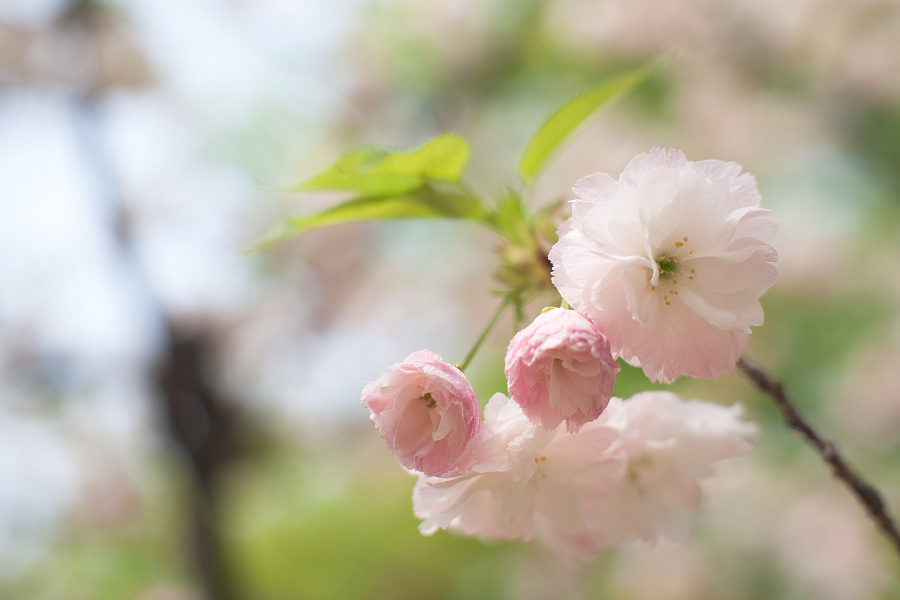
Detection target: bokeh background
<box><xmin>3</xmin><ymin>0</ymin><xmax>900</xmax><ymax>598</ymax></box>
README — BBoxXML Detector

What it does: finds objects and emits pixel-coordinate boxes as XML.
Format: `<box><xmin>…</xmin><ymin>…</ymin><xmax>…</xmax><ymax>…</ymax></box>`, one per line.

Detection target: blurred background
<box><xmin>2</xmin><ymin>0</ymin><xmax>900</xmax><ymax>598</ymax></box>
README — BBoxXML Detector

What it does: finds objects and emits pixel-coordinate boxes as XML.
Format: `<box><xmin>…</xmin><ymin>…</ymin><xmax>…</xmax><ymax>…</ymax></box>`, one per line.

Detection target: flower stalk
<box><xmin>456</xmin><ymin>296</ymin><xmax>512</xmax><ymax>373</ymax></box>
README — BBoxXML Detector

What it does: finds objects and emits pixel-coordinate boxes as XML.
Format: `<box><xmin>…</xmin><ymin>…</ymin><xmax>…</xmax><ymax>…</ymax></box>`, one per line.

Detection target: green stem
<box><xmin>457</xmin><ymin>297</ymin><xmax>512</xmax><ymax>373</ymax></box>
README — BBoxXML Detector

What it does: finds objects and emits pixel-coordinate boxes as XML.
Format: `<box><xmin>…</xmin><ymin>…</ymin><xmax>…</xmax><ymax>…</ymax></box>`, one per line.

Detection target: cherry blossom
<box><xmin>505</xmin><ymin>308</ymin><xmax>619</xmax><ymax>432</ymax></box>
<box><xmin>413</xmin><ymin>393</ymin><xmax>622</xmax><ymax>555</ymax></box>
<box><xmin>549</xmin><ymin>147</ymin><xmax>779</xmax><ymax>382</ymax></box>
<box><xmin>361</xmin><ymin>350</ymin><xmax>481</xmax><ymax>476</ymax></box>
<box><xmin>584</xmin><ymin>391</ymin><xmax>757</xmax><ymax>546</ymax></box>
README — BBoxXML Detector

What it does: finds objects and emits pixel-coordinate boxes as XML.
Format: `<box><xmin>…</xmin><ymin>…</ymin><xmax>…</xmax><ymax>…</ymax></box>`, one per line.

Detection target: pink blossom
<box><xmin>584</xmin><ymin>391</ymin><xmax>757</xmax><ymax>546</ymax></box>
<box><xmin>505</xmin><ymin>308</ymin><xmax>619</xmax><ymax>432</ymax></box>
<box><xmin>361</xmin><ymin>350</ymin><xmax>481</xmax><ymax>476</ymax></box>
<box><xmin>412</xmin><ymin>391</ymin><xmax>756</xmax><ymax>557</ymax></box>
<box><xmin>413</xmin><ymin>393</ymin><xmax>623</xmax><ymax>557</ymax></box>
<box><xmin>549</xmin><ymin>147</ymin><xmax>779</xmax><ymax>383</ymax></box>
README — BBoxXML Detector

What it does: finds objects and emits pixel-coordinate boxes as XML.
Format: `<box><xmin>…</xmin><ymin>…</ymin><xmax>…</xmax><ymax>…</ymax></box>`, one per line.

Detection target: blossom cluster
<box><xmin>361</xmin><ymin>148</ymin><xmax>777</xmax><ymax>556</ymax></box>
<box><xmin>413</xmin><ymin>392</ymin><xmax>755</xmax><ymax>558</ymax></box>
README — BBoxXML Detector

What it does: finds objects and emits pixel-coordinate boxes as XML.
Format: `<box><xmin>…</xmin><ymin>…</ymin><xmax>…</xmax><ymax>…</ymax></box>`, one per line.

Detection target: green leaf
<box><xmin>247</xmin><ymin>134</ymin><xmax>482</xmax><ymax>252</ymax></box>
<box><xmin>247</xmin><ymin>186</ymin><xmax>488</xmax><ymax>252</ymax></box>
<box><xmin>518</xmin><ymin>61</ymin><xmax>662</xmax><ymax>182</ymax></box>
<box><xmin>298</xmin><ymin>134</ymin><xmax>471</xmax><ymax>196</ymax></box>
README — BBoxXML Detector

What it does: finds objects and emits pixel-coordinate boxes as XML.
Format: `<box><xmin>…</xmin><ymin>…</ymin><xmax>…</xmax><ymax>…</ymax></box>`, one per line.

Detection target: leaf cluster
<box><xmin>250</xmin><ymin>60</ymin><xmax>662</xmax><ymax>305</ymax></box>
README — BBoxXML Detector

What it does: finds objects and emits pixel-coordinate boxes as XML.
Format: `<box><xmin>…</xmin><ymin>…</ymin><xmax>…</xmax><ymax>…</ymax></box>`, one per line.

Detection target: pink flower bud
<box><xmin>505</xmin><ymin>308</ymin><xmax>619</xmax><ymax>432</ymax></box>
<box><xmin>361</xmin><ymin>349</ymin><xmax>481</xmax><ymax>476</ymax></box>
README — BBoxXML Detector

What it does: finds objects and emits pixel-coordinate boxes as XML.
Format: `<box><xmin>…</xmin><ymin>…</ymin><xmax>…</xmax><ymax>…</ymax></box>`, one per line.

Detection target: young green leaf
<box><xmin>246</xmin><ymin>186</ymin><xmax>488</xmax><ymax>252</ymax></box>
<box><xmin>518</xmin><ymin>62</ymin><xmax>660</xmax><ymax>182</ymax></box>
<box><xmin>297</xmin><ymin>134</ymin><xmax>471</xmax><ymax>196</ymax></box>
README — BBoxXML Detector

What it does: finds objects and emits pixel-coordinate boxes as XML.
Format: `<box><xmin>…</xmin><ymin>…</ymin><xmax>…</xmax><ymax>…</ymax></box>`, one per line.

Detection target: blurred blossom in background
<box><xmin>2</xmin><ymin>0</ymin><xmax>900</xmax><ymax>598</ymax></box>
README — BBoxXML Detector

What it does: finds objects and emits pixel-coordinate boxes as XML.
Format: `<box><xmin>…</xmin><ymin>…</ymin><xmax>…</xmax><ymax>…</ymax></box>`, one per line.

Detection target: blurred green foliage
<box><xmin>223</xmin><ymin>449</ymin><xmax>519</xmax><ymax>600</ymax></box>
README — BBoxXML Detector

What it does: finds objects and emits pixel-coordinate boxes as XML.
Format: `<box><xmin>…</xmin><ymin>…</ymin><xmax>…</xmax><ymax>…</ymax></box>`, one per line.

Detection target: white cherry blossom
<box><xmin>413</xmin><ymin>393</ymin><xmax>623</xmax><ymax>555</ymax></box>
<box><xmin>584</xmin><ymin>392</ymin><xmax>758</xmax><ymax>546</ymax></box>
<box><xmin>550</xmin><ymin>147</ymin><xmax>779</xmax><ymax>382</ymax></box>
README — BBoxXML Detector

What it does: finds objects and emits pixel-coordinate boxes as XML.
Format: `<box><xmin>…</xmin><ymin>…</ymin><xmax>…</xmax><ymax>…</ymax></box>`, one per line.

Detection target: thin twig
<box><xmin>737</xmin><ymin>357</ymin><xmax>900</xmax><ymax>560</ymax></box>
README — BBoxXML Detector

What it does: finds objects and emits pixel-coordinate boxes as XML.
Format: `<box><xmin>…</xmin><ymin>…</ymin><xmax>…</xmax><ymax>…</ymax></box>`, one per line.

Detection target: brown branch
<box><xmin>737</xmin><ymin>357</ymin><xmax>900</xmax><ymax>560</ymax></box>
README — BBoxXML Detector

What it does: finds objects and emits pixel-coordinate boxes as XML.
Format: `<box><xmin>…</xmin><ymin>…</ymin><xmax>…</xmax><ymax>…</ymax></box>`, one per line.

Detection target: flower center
<box><xmin>626</xmin><ymin>454</ymin><xmax>654</xmax><ymax>494</ymax></box>
<box><xmin>656</xmin><ymin>255</ymin><xmax>676</xmax><ymax>278</ymax></box>
<box><xmin>647</xmin><ymin>237</ymin><xmax>695</xmax><ymax>307</ymax></box>
<box><xmin>421</xmin><ymin>392</ymin><xmax>437</xmax><ymax>408</ymax></box>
